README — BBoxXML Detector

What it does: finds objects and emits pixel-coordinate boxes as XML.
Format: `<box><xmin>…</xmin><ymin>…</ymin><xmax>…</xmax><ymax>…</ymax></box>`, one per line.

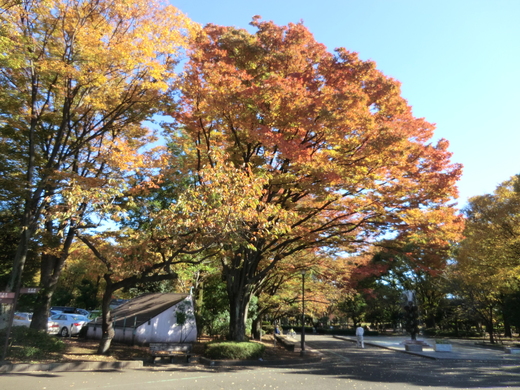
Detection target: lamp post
<box><xmin>300</xmin><ymin>270</ymin><xmax>306</xmax><ymax>356</ymax></box>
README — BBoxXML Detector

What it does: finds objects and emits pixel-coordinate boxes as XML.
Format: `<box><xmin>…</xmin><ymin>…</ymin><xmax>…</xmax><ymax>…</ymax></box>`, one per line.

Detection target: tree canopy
<box><xmin>167</xmin><ymin>17</ymin><xmax>462</xmax><ymax>340</ymax></box>
<box><xmin>0</xmin><ymin>0</ymin><xmax>196</xmax><ymax>330</ymax></box>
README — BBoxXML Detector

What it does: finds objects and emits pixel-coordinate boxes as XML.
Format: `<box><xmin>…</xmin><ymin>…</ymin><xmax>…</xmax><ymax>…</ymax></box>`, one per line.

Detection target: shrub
<box><xmin>205</xmin><ymin>341</ymin><xmax>265</xmax><ymax>360</ymax></box>
<box><xmin>262</xmin><ymin>325</ymin><xmax>284</xmax><ymax>334</ymax></box>
<box><xmin>0</xmin><ymin>326</ymin><xmax>65</xmax><ymax>361</ymax></box>
<box><xmin>423</xmin><ymin>328</ymin><xmax>483</xmax><ymax>338</ymax></box>
<box><xmin>263</xmin><ymin>325</ymin><xmax>275</xmax><ymax>334</ymax></box>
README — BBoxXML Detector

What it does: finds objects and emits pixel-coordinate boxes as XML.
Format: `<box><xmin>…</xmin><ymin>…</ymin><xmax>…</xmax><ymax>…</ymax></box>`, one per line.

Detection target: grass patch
<box><xmin>0</xmin><ymin>326</ymin><xmax>65</xmax><ymax>362</ymax></box>
<box><xmin>205</xmin><ymin>341</ymin><xmax>265</xmax><ymax>360</ymax></box>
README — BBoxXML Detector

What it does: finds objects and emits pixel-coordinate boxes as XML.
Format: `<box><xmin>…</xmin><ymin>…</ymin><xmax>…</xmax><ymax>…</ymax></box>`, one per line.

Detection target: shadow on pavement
<box><xmin>294</xmin><ymin>336</ymin><xmax>520</xmax><ymax>389</ymax></box>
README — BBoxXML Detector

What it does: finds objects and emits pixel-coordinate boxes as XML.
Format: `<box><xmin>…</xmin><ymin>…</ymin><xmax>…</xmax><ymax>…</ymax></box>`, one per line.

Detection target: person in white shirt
<box><xmin>356</xmin><ymin>325</ymin><xmax>365</xmax><ymax>348</ymax></box>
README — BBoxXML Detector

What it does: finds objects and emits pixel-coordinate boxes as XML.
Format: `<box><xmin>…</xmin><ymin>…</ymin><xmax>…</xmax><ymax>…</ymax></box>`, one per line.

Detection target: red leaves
<box><xmin>166</xmin><ymin>17</ymin><xmax>462</xmax><ymax>310</ymax></box>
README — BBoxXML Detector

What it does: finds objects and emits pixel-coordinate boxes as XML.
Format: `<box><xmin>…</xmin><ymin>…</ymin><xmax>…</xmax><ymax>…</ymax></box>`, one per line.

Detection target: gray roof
<box><xmin>90</xmin><ymin>293</ymin><xmax>189</xmax><ymax>328</ymax></box>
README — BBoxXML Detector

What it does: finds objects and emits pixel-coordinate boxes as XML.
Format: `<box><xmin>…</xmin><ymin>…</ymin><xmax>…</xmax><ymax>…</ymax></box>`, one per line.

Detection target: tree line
<box><xmin>7</xmin><ymin>0</ymin><xmax>511</xmax><ymax>354</ymax></box>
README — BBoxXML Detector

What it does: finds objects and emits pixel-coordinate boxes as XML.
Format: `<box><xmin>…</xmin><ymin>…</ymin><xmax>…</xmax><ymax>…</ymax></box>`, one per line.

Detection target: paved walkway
<box><xmin>2</xmin><ymin>335</ymin><xmax>519</xmax><ymax>372</ymax></box>
<box><xmin>334</xmin><ymin>334</ymin><xmax>520</xmax><ymax>361</ymax></box>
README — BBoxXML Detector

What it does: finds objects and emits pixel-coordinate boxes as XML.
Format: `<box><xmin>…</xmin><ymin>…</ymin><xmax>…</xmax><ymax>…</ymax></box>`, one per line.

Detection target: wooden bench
<box><xmin>149</xmin><ymin>342</ymin><xmax>192</xmax><ymax>363</ymax></box>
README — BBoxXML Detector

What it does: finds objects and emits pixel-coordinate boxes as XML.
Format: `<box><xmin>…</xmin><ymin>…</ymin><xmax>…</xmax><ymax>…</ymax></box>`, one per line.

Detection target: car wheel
<box><xmin>60</xmin><ymin>327</ymin><xmax>69</xmax><ymax>337</ymax></box>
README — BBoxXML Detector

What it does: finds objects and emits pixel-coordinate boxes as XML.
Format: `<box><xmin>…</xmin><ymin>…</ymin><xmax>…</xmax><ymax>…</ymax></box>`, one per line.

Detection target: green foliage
<box><xmin>176</xmin><ymin>311</ymin><xmax>187</xmax><ymax>326</ymax></box>
<box><xmin>52</xmin><ymin>286</ymin><xmax>75</xmax><ymax>307</ymax></box>
<box><xmin>74</xmin><ymin>279</ymin><xmax>100</xmax><ymax>310</ymax></box>
<box><xmin>197</xmin><ymin>275</ymin><xmax>230</xmax><ymax>338</ymax></box>
<box><xmin>317</xmin><ymin>327</ymin><xmax>379</xmax><ymax>336</ymax></box>
<box><xmin>0</xmin><ymin>209</ymin><xmax>40</xmax><ymax>292</ymax></box>
<box><xmin>422</xmin><ymin>328</ymin><xmax>483</xmax><ymax>338</ymax></box>
<box><xmin>337</xmin><ymin>293</ymin><xmax>367</xmax><ymax>325</ymax></box>
<box><xmin>503</xmin><ymin>290</ymin><xmax>520</xmax><ymax>328</ymax></box>
<box><xmin>262</xmin><ymin>325</ymin><xmax>277</xmax><ymax>334</ymax></box>
<box><xmin>1</xmin><ymin>327</ymin><xmax>65</xmax><ymax>361</ymax></box>
<box><xmin>204</xmin><ymin>341</ymin><xmax>265</xmax><ymax>360</ymax></box>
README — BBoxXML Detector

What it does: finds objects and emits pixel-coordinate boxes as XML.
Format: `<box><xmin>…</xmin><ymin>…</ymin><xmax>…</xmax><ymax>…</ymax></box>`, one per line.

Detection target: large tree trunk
<box><xmin>31</xmin><ymin>287</ymin><xmax>53</xmax><ymax>331</ymax></box>
<box><xmin>1</xmin><ymin>223</ymin><xmax>36</xmax><ymax>330</ymax></box>
<box><xmin>228</xmin><ymin>288</ymin><xmax>251</xmax><ymax>341</ymax></box>
<box><xmin>97</xmin><ymin>282</ymin><xmax>115</xmax><ymax>355</ymax></box>
<box><xmin>486</xmin><ymin>306</ymin><xmax>495</xmax><ymax>344</ymax></box>
<box><xmin>252</xmin><ymin>313</ymin><xmax>263</xmax><ymax>340</ymax></box>
<box><xmin>31</xmin><ymin>226</ymin><xmax>75</xmax><ymax>331</ymax></box>
<box><xmin>503</xmin><ymin>305</ymin><xmax>512</xmax><ymax>338</ymax></box>
<box><xmin>224</xmin><ymin>249</ymin><xmax>268</xmax><ymax>342</ymax></box>
<box><xmin>5</xmin><ymin>60</ymin><xmax>40</xmax><ymax>296</ymax></box>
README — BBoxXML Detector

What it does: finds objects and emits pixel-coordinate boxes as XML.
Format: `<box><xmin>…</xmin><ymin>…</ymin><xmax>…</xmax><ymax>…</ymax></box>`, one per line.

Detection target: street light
<box><xmin>300</xmin><ymin>270</ymin><xmax>306</xmax><ymax>356</ymax></box>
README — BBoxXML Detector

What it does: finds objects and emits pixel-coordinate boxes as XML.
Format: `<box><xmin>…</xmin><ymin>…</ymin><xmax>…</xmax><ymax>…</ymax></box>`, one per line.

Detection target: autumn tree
<box><xmin>77</xmin><ymin>230</ymin><xmax>207</xmax><ymax>354</ymax></box>
<box><xmin>454</xmin><ymin>175</ymin><xmax>520</xmax><ymax>342</ymax></box>
<box><xmin>0</xmin><ymin>0</ymin><xmax>195</xmax><ymax>330</ymax></box>
<box><xmin>75</xmin><ymin>157</ymin><xmax>267</xmax><ymax>353</ymax></box>
<box><xmin>251</xmin><ymin>250</ymin><xmax>346</xmax><ymax>338</ymax></box>
<box><xmin>347</xmin><ymin>203</ymin><xmax>463</xmax><ymax>330</ymax></box>
<box><xmin>168</xmin><ymin>17</ymin><xmax>462</xmax><ymax>341</ymax></box>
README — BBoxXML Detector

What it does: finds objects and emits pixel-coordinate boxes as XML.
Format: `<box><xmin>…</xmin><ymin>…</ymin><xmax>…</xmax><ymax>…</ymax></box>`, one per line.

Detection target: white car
<box><xmin>13</xmin><ymin>312</ymin><xmax>61</xmax><ymax>335</ymax></box>
<box><xmin>47</xmin><ymin>319</ymin><xmax>60</xmax><ymax>335</ymax></box>
<box><xmin>49</xmin><ymin>313</ymin><xmax>90</xmax><ymax>337</ymax></box>
<box><xmin>13</xmin><ymin>312</ymin><xmax>32</xmax><ymax>327</ymax></box>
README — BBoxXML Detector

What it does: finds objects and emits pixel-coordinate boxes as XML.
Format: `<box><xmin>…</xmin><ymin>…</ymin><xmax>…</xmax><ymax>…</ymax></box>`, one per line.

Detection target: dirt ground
<box><xmin>6</xmin><ymin>334</ymin><xmax>302</xmax><ymax>364</ymax></box>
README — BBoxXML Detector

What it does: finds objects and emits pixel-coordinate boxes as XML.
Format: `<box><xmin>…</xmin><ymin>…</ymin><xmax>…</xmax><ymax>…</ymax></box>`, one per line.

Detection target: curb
<box><xmin>332</xmin><ymin>335</ymin><xmax>520</xmax><ymax>362</ymax></box>
<box><xmin>199</xmin><ymin>354</ymin><xmax>322</xmax><ymax>367</ymax></box>
<box><xmin>0</xmin><ymin>360</ymin><xmax>143</xmax><ymax>373</ymax></box>
<box><xmin>0</xmin><ymin>353</ymin><xmax>323</xmax><ymax>372</ymax></box>
<box><xmin>333</xmin><ymin>335</ymin><xmax>439</xmax><ymax>360</ymax></box>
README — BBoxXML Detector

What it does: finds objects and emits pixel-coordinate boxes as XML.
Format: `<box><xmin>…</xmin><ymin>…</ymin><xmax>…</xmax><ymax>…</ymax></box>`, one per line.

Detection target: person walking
<box><xmin>356</xmin><ymin>325</ymin><xmax>365</xmax><ymax>348</ymax></box>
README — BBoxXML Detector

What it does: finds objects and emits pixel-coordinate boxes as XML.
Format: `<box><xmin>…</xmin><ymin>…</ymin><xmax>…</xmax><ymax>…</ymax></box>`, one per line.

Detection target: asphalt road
<box><xmin>2</xmin><ymin>335</ymin><xmax>520</xmax><ymax>390</ymax></box>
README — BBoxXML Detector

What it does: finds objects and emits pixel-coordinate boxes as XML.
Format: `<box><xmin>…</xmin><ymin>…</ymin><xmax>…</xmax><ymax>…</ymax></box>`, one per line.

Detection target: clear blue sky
<box><xmin>171</xmin><ymin>0</ymin><xmax>520</xmax><ymax>208</ymax></box>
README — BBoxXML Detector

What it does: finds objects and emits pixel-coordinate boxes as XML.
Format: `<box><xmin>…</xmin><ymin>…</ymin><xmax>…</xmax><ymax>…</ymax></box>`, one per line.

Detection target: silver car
<box><xmin>13</xmin><ymin>312</ymin><xmax>60</xmax><ymax>335</ymax></box>
<box><xmin>49</xmin><ymin>313</ymin><xmax>90</xmax><ymax>337</ymax></box>
<box><xmin>47</xmin><ymin>319</ymin><xmax>60</xmax><ymax>335</ymax></box>
<box><xmin>13</xmin><ymin>312</ymin><xmax>32</xmax><ymax>327</ymax></box>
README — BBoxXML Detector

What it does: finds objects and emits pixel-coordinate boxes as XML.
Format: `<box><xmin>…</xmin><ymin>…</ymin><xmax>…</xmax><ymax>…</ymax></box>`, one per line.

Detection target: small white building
<box><xmin>86</xmin><ymin>293</ymin><xmax>197</xmax><ymax>345</ymax></box>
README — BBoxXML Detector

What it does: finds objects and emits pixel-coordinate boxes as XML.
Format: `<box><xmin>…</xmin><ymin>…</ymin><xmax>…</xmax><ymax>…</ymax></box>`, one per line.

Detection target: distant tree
<box><xmin>74</xmin><ymin>279</ymin><xmax>100</xmax><ymax>311</ymax></box>
<box><xmin>455</xmin><ymin>175</ymin><xmax>520</xmax><ymax>342</ymax></box>
<box><xmin>337</xmin><ymin>293</ymin><xmax>367</xmax><ymax>327</ymax></box>
<box><xmin>195</xmin><ymin>274</ymin><xmax>230</xmax><ymax>339</ymax></box>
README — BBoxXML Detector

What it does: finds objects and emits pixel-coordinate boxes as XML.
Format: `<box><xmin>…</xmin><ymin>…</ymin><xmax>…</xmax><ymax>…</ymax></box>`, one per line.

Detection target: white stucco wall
<box><xmin>87</xmin><ymin>296</ymin><xmax>197</xmax><ymax>345</ymax></box>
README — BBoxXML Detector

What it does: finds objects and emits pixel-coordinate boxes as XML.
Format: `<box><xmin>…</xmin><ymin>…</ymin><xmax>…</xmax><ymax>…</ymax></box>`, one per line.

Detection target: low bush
<box><xmin>0</xmin><ymin>326</ymin><xmax>65</xmax><ymax>361</ymax></box>
<box><xmin>423</xmin><ymin>328</ymin><xmax>483</xmax><ymax>338</ymax></box>
<box><xmin>262</xmin><ymin>325</ymin><xmax>285</xmax><ymax>335</ymax></box>
<box><xmin>205</xmin><ymin>341</ymin><xmax>265</xmax><ymax>360</ymax></box>
<box><xmin>262</xmin><ymin>325</ymin><xmax>275</xmax><ymax>334</ymax></box>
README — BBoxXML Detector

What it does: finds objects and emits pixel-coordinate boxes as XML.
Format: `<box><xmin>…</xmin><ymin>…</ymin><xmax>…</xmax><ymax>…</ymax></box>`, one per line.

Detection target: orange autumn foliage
<box><xmin>165</xmin><ymin>17</ymin><xmax>462</xmax><ymax>340</ymax></box>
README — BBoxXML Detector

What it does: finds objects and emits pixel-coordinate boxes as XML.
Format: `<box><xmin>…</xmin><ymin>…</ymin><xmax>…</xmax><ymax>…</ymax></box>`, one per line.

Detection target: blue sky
<box><xmin>171</xmin><ymin>0</ymin><xmax>520</xmax><ymax>208</ymax></box>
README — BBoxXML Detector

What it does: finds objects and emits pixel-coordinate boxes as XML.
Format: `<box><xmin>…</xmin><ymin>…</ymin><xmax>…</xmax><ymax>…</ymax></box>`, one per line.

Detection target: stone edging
<box><xmin>199</xmin><ymin>354</ymin><xmax>322</xmax><ymax>367</ymax></box>
<box><xmin>0</xmin><ymin>360</ymin><xmax>143</xmax><ymax>373</ymax></box>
